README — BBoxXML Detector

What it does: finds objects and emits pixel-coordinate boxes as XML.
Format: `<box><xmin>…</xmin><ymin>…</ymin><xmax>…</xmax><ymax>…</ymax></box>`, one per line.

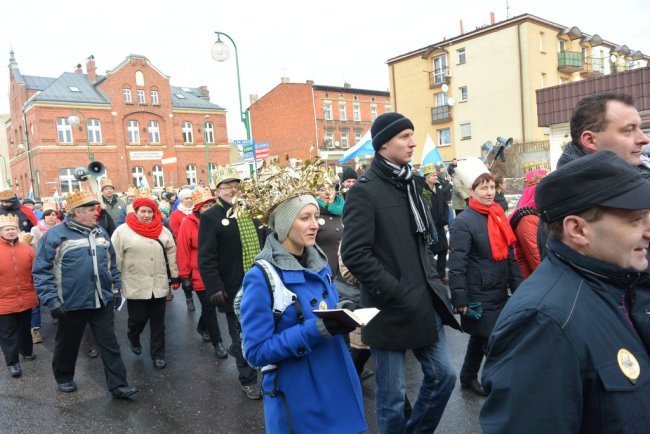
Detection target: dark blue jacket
<box><xmin>481</xmin><ymin>238</ymin><xmax>650</xmax><ymax>433</ymax></box>
<box><xmin>33</xmin><ymin>216</ymin><xmax>121</xmax><ymax>312</ymax></box>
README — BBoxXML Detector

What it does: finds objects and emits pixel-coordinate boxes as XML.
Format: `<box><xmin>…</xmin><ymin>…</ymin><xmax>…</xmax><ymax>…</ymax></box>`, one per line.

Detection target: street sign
<box><xmin>233</xmin><ymin>139</ymin><xmax>253</xmax><ymax>145</ymax></box>
<box><xmin>255</xmin><ymin>142</ymin><xmax>270</xmax><ymax>159</ymax></box>
<box><xmin>242</xmin><ymin>143</ymin><xmax>255</xmax><ymax>161</ymax></box>
<box><xmin>161</xmin><ymin>156</ymin><xmax>178</xmax><ymax>165</ymax></box>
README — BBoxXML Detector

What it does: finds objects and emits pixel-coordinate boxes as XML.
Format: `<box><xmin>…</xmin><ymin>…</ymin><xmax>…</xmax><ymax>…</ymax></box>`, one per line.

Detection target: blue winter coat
<box><xmin>32</xmin><ymin>216</ymin><xmax>121</xmax><ymax>311</ymax></box>
<box><xmin>240</xmin><ymin>234</ymin><xmax>367</xmax><ymax>434</ymax></box>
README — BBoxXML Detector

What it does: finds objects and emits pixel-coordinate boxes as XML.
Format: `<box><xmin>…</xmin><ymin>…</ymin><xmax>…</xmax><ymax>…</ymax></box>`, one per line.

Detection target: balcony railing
<box><xmin>581</xmin><ymin>57</ymin><xmax>605</xmax><ymax>77</ymax></box>
<box><xmin>428</xmin><ymin>68</ymin><xmax>449</xmax><ymax>88</ymax></box>
<box><xmin>558</xmin><ymin>51</ymin><xmax>583</xmax><ymax>73</ymax></box>
<box><xmin>431</xmin><ymin>105</ymin><xmax>451</xmax><ymax>123</ymax></box>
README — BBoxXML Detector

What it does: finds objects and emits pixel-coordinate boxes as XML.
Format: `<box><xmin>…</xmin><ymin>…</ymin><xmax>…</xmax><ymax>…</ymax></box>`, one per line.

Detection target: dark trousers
<box><xmin>52</xmin><ymin>304</ymin><xmax>128</xmax><ymax>391</ymax></box>
<box><xmin>351</xmin><ymin>347</ymin><xmax>371</xmax><ymax>376</ymax></box>
<box><xmin>459</xmin><ymin>336</ymin><xmax>488</xmax><ymax>382</ymax></box>
<box><xmin>196</xmin><ymin>290</ymin><xmax>222</xmax><ymax>344</ymax></box>
<box><xmin>127</xmin><ymin>296</ymin><xmax>166</xmax><ymax>360</ymax></box>
<box><xmin>225</xmin><ymin>311</ymin><xmax>257</xmax><ymax>385</ymax></box>
<box><xmin>435</xmin><ymin>249</ymin><xmax>448</xmax><ymax>278</ymax></box>
<box><xmin>0</xmin><ymin>309</ymin><xmax>33</xmax><ymax>366</ymax></box>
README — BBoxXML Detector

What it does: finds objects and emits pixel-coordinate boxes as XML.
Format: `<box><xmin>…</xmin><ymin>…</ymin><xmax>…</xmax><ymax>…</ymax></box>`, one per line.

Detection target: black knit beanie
<box><xmin>339</xmin><ymin>166</ymin><xmax>358</xmax><ymax>182</ymax></box>
<box><xmin>371</xmin><ymin>112</ymin><xmax>415</xmax><ymax>151</ymax></box>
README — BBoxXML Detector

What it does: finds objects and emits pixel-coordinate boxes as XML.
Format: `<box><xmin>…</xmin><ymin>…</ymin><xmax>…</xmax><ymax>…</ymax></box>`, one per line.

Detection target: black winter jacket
<box><xmin>341</xmin><ymin>158</ymin><xmax>460</xmax><ymax>350</ymax></box>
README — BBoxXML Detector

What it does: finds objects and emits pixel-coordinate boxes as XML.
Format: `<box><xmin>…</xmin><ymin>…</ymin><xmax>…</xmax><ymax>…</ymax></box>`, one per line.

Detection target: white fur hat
<box><xmin>456</xmin><ymin>157</ymin><xmax>490</xmax><ymax>189</ymax></box>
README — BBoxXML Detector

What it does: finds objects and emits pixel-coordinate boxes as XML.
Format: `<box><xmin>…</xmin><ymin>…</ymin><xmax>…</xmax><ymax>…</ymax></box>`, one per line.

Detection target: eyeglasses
<box><xmin>217</xmin><ymin>185</ymin><xmax>239</xmax><ymax>191</ymax></box>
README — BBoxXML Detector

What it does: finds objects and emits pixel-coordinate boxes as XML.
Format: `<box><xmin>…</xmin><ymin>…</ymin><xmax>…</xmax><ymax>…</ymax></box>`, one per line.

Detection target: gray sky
<box><xmin>2</xmin><ymin>0</ymin><xmax>649</xmax><ymax>140</ymax></box>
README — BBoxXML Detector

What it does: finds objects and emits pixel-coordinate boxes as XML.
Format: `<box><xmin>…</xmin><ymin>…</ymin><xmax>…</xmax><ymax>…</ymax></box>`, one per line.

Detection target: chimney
<box><xmin>249</xmin><ymin>94</ymin><xmax>259</xmax><ymax>104</ymax></box>
<box><xmin>490</xmin><ymin>12</ymin><xmax>495</xmax><ymax>25</ymax></box>
<box><xmin>460</xmin><ymin>19</ymin><xmax>464</xmax><ymax>35</ymax></box>
<box><xmin>280</xmin><ymin>76</ymin><xmax>290</xmax><ymax>83</ymax></box>
<box><xmin>343</xmin><ymin>82</ymin><xmax>351</xmax><ymax>88</ymax></box>
<box><xmin>198</xmin><ymin>85</ymin><xmax>210</xmax><ymax>100</ymax></box>
<box><xmin>86</xmin><ymin>55</ymin><xmax>96</xmax><ymax>82</ymax></box>
<box><xmin>74</xmin><ymin>63</ymin><xmax>82</xmax><ymax>74</ymax></box>
<box><xmin>306</xmin><ymin>80</ymin><xmax>314</xmax><ymax>85</ymax></box>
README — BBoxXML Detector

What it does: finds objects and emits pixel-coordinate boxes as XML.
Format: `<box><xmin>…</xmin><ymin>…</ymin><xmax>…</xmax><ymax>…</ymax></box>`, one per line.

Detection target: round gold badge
<box><xmin>617</xmin><ymin>348</ymin><xmax>640</xmax><ymax>384</ymax></box>
<box><xmin>319</xmin><ymin>300</ymin><xmax>328</xmax><ymax>310</ymax></box>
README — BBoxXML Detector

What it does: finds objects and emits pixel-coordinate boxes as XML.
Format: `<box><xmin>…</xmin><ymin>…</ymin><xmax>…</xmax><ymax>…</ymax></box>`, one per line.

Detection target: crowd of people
<box><xmin>1</xmin><ymin>91</ymin><xmax>650</xmax><ymax>433</ymax></box>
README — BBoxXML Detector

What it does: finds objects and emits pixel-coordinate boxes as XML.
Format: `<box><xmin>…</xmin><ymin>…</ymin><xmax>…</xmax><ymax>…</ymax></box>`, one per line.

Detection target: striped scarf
<box><xmin>217</xmin><ymin>199</ymin><xmax>260</xmax><ymax>271</ymax></box>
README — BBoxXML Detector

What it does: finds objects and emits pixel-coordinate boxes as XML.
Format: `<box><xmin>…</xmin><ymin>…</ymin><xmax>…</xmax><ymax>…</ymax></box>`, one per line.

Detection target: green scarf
<box><xmin>217</xmin><ymin>199</ymin><xmax>261</xmax><ymax>271</ymax></box>
<box><xmin>317</xmin><ymin>194</ymin><xmax>345</xmax><ymax>216</ymax></box>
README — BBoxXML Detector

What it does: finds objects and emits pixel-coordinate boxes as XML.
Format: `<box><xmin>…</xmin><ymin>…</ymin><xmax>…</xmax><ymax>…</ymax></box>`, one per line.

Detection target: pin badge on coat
<box><xmin>617</xmin><ymin>348</ymin><xmax>640</xmax><ymax>384</ymax></box>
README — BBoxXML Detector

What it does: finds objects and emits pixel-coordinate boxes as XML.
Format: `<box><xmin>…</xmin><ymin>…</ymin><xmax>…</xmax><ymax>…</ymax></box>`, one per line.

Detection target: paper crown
<box><xmin>126</xmin><ymin>186</ymin><xmax>141</xmax><ymax>198</ymax></box>
<box><xmin>191</xmin><ymin>186</ymin><xmax>214</xmax><ymax>206</ymax></box>
<box><xmin>0</xmin><ymin>189</ymin><xmax>16</xmax><ymax>201</ymax></box>
<box><xmin>100</xmin><ymin>178</ymin><xmax>114</xmax><ymax>190</ymax></box>
<box><xmin>213</xmin><ymin>165</ymin><xmax>241</xmax><ymax>187</ymax></box>
<box><xmin>456</xmin><ymin>157</ymin><xmax>490</xmax><ymax>189</ymax></box>
<box><xmin>229</xmin><ymin>157</ymin><xmax>336</xmax><ymax>226</ymax></box>
<box><xmin>421</xmin><ymin>163</ymin><xmax>437</xmax><ymax>177</ymax></box>
<box><xmin>42</xmin><ymin>200</ymin><xmax>57</xmax><ymax>213</ymax></box>
<box><xmin>138</xmin><ymin>187</ymin><xmax>152</xmax><ymax>198</ymax></box>
<box><xmin>524</xmin><ymin>168</ymin><xmax>549</xmax><ymax>187</ymax></box>
<box><xmin>0</xmin><ymin>214</ymin><xmax>19</xmax><ymax>228</ymax></box>
<box><xmin>66</xmin><ymin>189</ymin><xmax>99</xmax><ymax>210</ymax></box>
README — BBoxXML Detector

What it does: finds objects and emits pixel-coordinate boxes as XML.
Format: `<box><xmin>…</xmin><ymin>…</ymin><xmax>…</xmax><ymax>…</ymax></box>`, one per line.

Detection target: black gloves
<box><xmin>210</xmin><ymin>291</ymin><xmax>228</xmax><ymax>308</ymax></box>
<box><xmin>50</xmin><ymin>304</ymin><xmax>67</xmax><ymax>320</ymax></box>
<box><xmin>113</xmin><ymin>292</ymin><xmax>122</xmax><ymax>310</ymax></box>
<box><xmin>181</xmin><ymin>278</ymin><xmax>193</xmax><ymax>294</ymax></box>
<box><xmin>322</xmin><ymin>318</ymin><xmax>356</xmax><ymax>336</ymax></box>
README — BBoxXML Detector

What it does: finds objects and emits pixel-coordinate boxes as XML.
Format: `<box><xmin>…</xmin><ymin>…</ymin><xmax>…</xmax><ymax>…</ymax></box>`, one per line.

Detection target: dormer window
<box><xmin>68</xmin><ymin>86</ymin><xmax>80</xmax><ymax>92</ymax></box>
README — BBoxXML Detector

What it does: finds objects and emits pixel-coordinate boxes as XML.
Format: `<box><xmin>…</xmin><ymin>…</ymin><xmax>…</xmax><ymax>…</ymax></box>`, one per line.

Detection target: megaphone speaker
<box><xmin>88</xmin><ymin>161</ymin><xmax>106</xmax><ymax>177</ymax></box>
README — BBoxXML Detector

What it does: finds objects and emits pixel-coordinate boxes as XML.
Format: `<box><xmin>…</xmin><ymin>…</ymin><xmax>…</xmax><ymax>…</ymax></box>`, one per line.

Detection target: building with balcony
<box><xmin>386</xmin><ymin>13</ymin><xmax>648</xmax><ymax>164</ymax></box>
<box><xmin>6</xmin><ymin>51</ymin><xmax>231</xmax><ymax>198</ymax></box>
<box><xmin>248</xmin><ymin>78</ymin><xmax>391</xmax><ymax>165</ymax></box>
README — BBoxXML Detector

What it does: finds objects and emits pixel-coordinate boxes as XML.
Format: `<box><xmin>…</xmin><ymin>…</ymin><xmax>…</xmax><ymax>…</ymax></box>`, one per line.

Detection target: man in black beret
<box><xmin>480</xmin><ymin>151</ymin><xmax>650</xmax><ymax>433</ymax></box>
<box><xmin>342</xmin><ymin>112</ymin><xmax>460</xmax><ymax>433</ymax></box>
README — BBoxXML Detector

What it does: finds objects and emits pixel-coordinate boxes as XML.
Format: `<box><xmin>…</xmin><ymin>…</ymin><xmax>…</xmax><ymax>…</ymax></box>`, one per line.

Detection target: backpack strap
<box><xmin>255</xmin><ymin>260</ymin><xmax>304</xmax><ymax>324</ymax></box>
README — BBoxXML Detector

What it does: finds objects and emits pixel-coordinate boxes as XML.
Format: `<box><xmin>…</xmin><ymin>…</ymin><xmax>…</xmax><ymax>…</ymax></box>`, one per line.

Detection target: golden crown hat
<box><xmin>42</xmin><ymin>200</ymin><xmax>57</xmax><ymax>213</ymax></box>
<box><xmin>66</xmin><ymin>189</ymin><xmax>100</xmax><ymax>210</ymax></box>
<box><xmin>213</xmin><ymin>165</ymin><xmax>241</xmax><ymax>187</ymax></box>
<box><xmin>229</xmin><ymin>156</ymin><xmax>336</xmax><ymax>226</ymax></box>
<box><xmin>138</xmin><ymin>187</ymin><xmax>152</xmax><ymax>198</ymax></box>
<box><xmin>191</xmin><ymin>186</ymin><xmax>214</xmax><ymax>206</ymax></box>
<box><xmin>0</xmin><ymin>189</ymin><xmax>16</xmax><ymax>201</ymax></box>
<box><xmin>126</xmin><ymin>186</ymin><xmax>141</xmax><ymax>198</ymax></box>
<box><xmin>99</xmin><ymin>178</ymin><xmax>114</xmax><ymax>190</ymax></box>
<box><xmin>0</xmin><ymin>213</ymin><xmax>19</xmax><ymax>228</ymax></box>
<box><xmin>421</xmin><ymin>163</ymin><xmax>438</xmax><ymax>177</ymax></box>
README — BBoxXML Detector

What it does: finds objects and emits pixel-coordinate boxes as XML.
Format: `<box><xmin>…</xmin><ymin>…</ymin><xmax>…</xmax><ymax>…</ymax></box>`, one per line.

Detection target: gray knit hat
<box><xmin>269</xmin><ymin>195</ymin><xmax>319</xmax><ymax>242</ymax></box>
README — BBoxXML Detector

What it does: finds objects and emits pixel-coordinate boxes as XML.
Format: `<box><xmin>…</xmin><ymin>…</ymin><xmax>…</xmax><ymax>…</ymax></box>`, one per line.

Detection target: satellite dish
<box><xmin>441</xmin><ymin>84</ymin><xmax>449</xmax><ymax>93</ymax></box>
<box><xmin>447</xmin><ymin>97</ymin><xmax>456</xmax><ymax>106</ymax></box>
<box><xmin>334</xmin><ymin>140</ymin><xmax>341</xmax><ymax>148</ymax></box>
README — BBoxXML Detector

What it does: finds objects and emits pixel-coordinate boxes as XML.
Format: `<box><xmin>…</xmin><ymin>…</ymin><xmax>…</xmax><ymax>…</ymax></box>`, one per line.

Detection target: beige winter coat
<box><xmin>111</xmin><ymin>224</ymin><xmax>178</xmax><ymax>300</ymax></box>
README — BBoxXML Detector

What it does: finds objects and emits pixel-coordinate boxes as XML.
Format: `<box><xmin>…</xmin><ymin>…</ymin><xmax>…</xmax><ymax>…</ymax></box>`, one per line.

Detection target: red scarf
<box><xmin>469</xmin><ymin>198</ymin><xmax>516</xmax><ymax>261</ymax></box>
<box><xmin>126</xmin><ymin>198</ymin><xmax>163</xmax><ymax>240</ymax></box>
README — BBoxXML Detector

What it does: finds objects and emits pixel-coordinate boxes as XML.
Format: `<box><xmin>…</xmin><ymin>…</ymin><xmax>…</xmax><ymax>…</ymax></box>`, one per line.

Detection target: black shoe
<box><xmin>359</xmin><ymin>367</ymin><xmax>374</xmax><ymax>382</ymax></box>
<box><xmin>23</xmin><ymin>353</ymin><xmax>36</xmax><ymax>361</ymax></box>
<box><xmin>58</xmin><ymin>381</ymin><xmax>77</xmax><ymax>393</ymax></box>
<box><xmin>154</xmin><ymin>358</ymin><xmax>167</xmax><ymax>369</ymax></box>
<box><xmin>111</xmin><ymin>386</ymin><xmax>138</xmax><ymax>399</ymax></box>
<box><xmin>186</xmin><ymin>298</ymin><xmax>195</xmax><ymax>311</ymax></box>
<box><xmin>130</xmin><ymin>342</ymin><xmax>142</xmax><ymax>355</ymax></box>
<box><xmin>461</xmin><ymin>378</ymin><xmax>487</xmax><ymax>397</ymax></box>
<box><xmin>241</xmin><ymin>383</ymin><xmax>262</xmax><ymax>400</ymax></box>
<box><xmin>214</xmin><ymin>342</ymin><xmax>228</xmax><ymax>359</ymax></box>
<box><xmin>88</xmin><ymin>348</ymin><xmax>98</xmax><ymax>358</ymax></box>
<box><xmin>8</xmin><ymin>363</ymin><xmax>22</xmax><ymax>378</ymax></box>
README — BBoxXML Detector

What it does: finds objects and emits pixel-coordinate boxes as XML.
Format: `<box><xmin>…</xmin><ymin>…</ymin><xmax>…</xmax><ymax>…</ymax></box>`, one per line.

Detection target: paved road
<box><xmin>0</xmin><ymin>293</ymin><xmax>484</xmax><ymax>433</ymax></box>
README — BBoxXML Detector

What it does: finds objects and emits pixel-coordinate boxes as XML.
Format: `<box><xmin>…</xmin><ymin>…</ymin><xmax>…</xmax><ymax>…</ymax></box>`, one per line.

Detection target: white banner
<box><xmin>130</xmin><ymin>151</ymin><xmax>163</xmax><ymax>161</ymax></box>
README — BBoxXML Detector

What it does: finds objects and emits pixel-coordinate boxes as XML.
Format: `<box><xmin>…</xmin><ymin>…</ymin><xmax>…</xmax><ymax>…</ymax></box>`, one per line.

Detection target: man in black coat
<box><xmin>422</xmin><ymin>164</ymin><xmax>452</xmax><ymax>282</ymax></box>
<box><xmin>198</xmin><ymin>168</ymin><xmax>265</xmax><ymax>400</ymax></box>
<box><xmin>341</xmin><ymin>112</ymin><xmax>461</xmax><ymax>434</ymax></box>
<box><xmin>481</xmin><ymin>152</ymin><xmax>650</xmax><ymax>433</ymax></box>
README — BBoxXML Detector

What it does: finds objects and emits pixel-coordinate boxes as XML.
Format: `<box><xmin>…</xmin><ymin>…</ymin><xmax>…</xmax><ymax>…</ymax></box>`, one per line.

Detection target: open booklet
<box><xmin>313</xmin><ymin>307</ymin><xmax>380</xmax><ymax>328</ymax></box>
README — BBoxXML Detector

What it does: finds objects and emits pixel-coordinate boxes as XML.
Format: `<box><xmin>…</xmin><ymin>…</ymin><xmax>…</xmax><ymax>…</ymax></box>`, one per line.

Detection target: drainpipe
<box><xmin>310</xmin><ymin>84</ymin><xmax>319</xmax><ymax>157</ymax></box>
<box><xmin>390</xmin><ymin>63</ymin><xmax>397</xmax><ymax>112</ymax></box>
<box><xmin>517</xmin><ymin>23</ymin><xmax>526</xmax><ymax>143</ymax></box>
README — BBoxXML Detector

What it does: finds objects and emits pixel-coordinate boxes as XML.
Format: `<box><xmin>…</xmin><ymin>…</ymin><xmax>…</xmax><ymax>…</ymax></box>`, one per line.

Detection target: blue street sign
<box><xmin>233</xmin><ymin>139</ymin><xmax>253</xmax><ymax>145</ymax></box>
<box><xmin>254</xmin><ymin>142</ymin><xmax>269</xmax><ymax>149</ymax></box>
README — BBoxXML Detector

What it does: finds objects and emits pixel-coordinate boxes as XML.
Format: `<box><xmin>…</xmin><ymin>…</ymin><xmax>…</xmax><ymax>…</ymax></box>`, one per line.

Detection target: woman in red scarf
<box><xmin>448</xmin><ymin>161</ymin><xmax>522</xmax><ymax>396</ymax></box>
<box><xmin>111</xmin><ymin>198</ymin><xmax>180</xmax><ymax>369</ymax></box>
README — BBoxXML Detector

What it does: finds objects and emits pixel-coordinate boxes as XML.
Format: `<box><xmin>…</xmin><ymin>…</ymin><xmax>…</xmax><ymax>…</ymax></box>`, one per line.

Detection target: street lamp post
<box><xmin>68</xmin><ymin>109</ymin><xmax>95</xmax><ymax>161</ymax></box>
<box><xmin>204</xmin><ymin>114</ymin><xmax>211</xmax><ymax>186</ymax></box>
<box><xmin>0</xmin><ymin>154</ymin><xmax>10</xmax><ymax>189</ymax></box>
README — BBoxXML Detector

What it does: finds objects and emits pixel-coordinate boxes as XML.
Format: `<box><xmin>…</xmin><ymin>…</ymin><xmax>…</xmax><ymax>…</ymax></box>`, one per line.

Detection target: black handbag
<box><xmin>155</xmin><ymin>239</ymin><xmax>180</xmax><ymax>287</ymax></box>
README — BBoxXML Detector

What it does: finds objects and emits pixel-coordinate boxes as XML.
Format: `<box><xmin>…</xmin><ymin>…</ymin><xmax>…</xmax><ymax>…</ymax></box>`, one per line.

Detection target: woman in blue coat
<box><xmin>240</xmin><ymin>193</ymin><xmax>367</xmax><ymax>434</ymax></box>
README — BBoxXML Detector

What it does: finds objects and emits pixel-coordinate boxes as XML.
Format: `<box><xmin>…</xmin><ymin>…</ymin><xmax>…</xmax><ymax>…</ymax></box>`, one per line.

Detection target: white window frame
<box><xmin>57</xmin><ymin>118</ymin><xmax>73</xmax><ymax>143</ymax></box>
<box><xmin>186</xmin><ymin>164</ymin><xmax>197</xmax><ymax>185</ymax></box>
<box><xmin>437</xmin><ymin>128</ymin><xmax>451</xmax><ymax>147</ymax></box>
<box><xmin>324</xmin><ymin>131</ymin><xmax>334</xmax><ymax>148</ymax></box>
<box><xmin>339</xmin><ymin>102</ymin><xmax>347</xmax><ymax>121</ymax></box>
<box><xmin>137</xmin><ymin>89</ymin><xmax>146</xmax><ymax>104</ymax></box>
<box><xmin>148</xmin><ymin>121</ymin><xmax>160</xmax><ymax>144</ymax></box>
<box><xmin>204</xmin><ymin>122</ymin><xmax>215</xmax><ymax>144</ymax></box>
<box><xmin>131</xmin><ymin>166</ymin><xmax>145</xmax><ymax>187</ymax></box>
<box><xmin>435</xmin><ymin>92</ymin><xmax>448</xmax><ymax>107</ymax></box>
<box><xmin>539</xmin><ymin>32</ymin><xmax>545</xmax><ymax>52</ymax></box>
<box><xmin>459</xmin><ymin>86</ymin><xmax>468</xmax><ymax>102</ymax></box>
<box><xmin>123</xmin><ymin>88</ymin><xmax>132</xmax><ymax>103</ymax></box>
<box><xmin>355</xmin><ymin>130</ymin><xmax>362</xmax><ymax>144</ymax></box>
<box><xmin>87</xmin><ymin>119</ymin><xmax>102</xmax><ymax>143</ymax></box>
<box><xmin>457</xmin><ymin>48</ymin><xmax>466</xmax><ymax>64</ymax></box>
<box><xmin>385</xmin><ymin>105</ymin><xmax>392</xmax><ymax>114</ymax></box>
<box><xmin>323</xmin><ymin>102</ymin><xmax>332</xmax><ymax>120</ymax></box>
<box><xmin>341</xmin><ymin>131</ymin><xmax>349</xmax><ymax>148</ymax></box>
<box><xmin>59</xmin><ymin>168</ymin><xmax>80</xmax><ymax>193</ymax></box>
<box><xmin>182</xmin><ymin>121</ymin><xmax>193</xmax><ymax>144</ymax></box>
<box><xmin>460</xmin><ymin>122</ymin><xmax>471</xmax><ymax>139</ymax></box>
<box><xmin>152</xmin><ymin>165</ymin><xmax>164</xmax><ymax>188</ymax></box>
<box><xmin>127</xmin><ymin>120</ymin><xmax>140</xmax><ymax>144</ymax></box>
<box><xmin>433</xmin><ymin>54</ymin><xmax>448</xmax><ymax>84</ymax></box>
<box><xmin>370</xmin><ymin>105</ymin><xmax>377</xmax><ymax>121</ymax></box>
<box><xmin>150</xmin><ymin>90</ymin><xmax>159</xmax><ymax>105</ymax></box>
<box><xmin>353</xmin><ymin>104</ymin><xmax>361</xmax><ymax>121</ymax></box>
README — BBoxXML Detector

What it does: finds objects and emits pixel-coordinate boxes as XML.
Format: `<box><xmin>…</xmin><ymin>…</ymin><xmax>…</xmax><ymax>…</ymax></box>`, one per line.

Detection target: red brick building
<box><xmin>249</xmin><ymin>79</ymin><xmax>391</xmax><ymax>165</ymax></box>
<box><xmin>6</xmin><ymin>51</ymin><xmax>231</xmax><ymax>198</ymax></box>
